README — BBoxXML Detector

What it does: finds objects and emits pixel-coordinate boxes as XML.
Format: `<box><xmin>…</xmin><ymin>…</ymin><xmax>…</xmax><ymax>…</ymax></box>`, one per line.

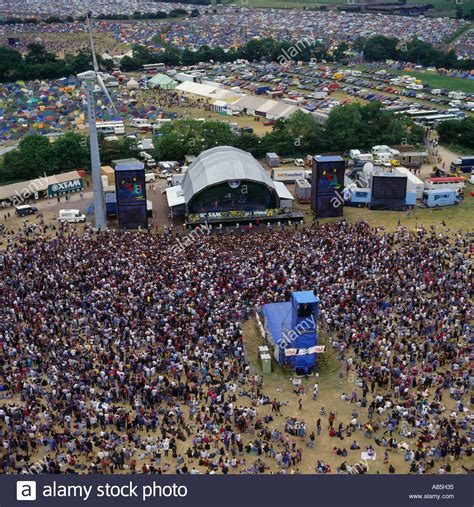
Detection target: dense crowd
<box><xmin>0</xmin><ymin>220</ymin><xmax>472</xmax><ymax>474</ymax></box>
<box><xmin>1</xmin><ymin>8</ymin><xmax>469</xmax><ymax>56</ymax></box>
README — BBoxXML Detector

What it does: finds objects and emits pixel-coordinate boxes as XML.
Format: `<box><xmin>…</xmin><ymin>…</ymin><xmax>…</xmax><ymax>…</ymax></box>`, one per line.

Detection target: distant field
<box><xmin>381</xmin><ymin>69</ymin><xmax>474</xmax><ymax>93</ymax></box>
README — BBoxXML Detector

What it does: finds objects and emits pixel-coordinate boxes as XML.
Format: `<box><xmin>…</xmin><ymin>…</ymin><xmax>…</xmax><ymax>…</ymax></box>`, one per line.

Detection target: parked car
<box><xmin>15</xmin><ymin>204</ymin><xmax>38</xmax><ymax>217</ymax></box>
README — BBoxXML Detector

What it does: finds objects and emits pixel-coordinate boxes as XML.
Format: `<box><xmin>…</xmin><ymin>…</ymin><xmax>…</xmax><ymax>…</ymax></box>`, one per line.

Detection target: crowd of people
<box><xmin>1</xmin><ymin>8</ymin><xmax>469</xmax><ymax>57</ymax></box>
<box><xmin>0</xmin><ymin>219</ymin><xmax>472</xmax><ymax>474</ymax></box>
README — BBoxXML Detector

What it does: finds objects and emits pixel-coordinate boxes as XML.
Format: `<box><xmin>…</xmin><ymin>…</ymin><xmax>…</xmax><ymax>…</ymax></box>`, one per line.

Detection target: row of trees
<box><xmin>0</xmin><ymin>103</ymin><xmax>424</xmax><ymax>184</ymax></box>
<box><xmin>121</xmin><ymin>38</ymin><xmax>328</xmax><ymax>71</ymax></box>
<box><xmin>0</xmin><ymin>44</ymin><xmax>113</xmax><ymax>82</ymax></box>
<box><xmin>0</xmin><ymin>132</ymin><xmax>138</xmax><ymax>184</ymax></box>
<box><xmin>152</xmin><ymin>104</ymin><xmax>424</xmax><ymax>161</ymax></box>
<box><xmin>353</xmin><ymin>35</ymin><xmax>473</xmax><ymax>71</ymax></box>
<box><xmin>437</xmin><ymin>117</ymin><xmax>474</xmax><ymax>149</ymax></box>
<box><xmin>1</xmin><ymin>33</ymin><xmax>471</xmax><ymax>83</ymax></box>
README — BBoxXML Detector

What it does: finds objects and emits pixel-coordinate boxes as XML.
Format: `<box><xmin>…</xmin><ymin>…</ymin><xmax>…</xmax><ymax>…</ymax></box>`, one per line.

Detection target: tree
<box><xmin>152</xmin><ymin>119</ymin><xmax>238</xmax><ymax>159</ymax></box>
<box><xmin>333</xmin><ymin>42</ymin><xmax>349</xmax><ymax>62</ymax></box>
<box><xmin>98</xmin><ymin>136</ymin><xmax>139</xmax><ymax>166</ymax></box>
<box><xmin>53</xmin><ymin>133</ymin><xmax>90</xmax><ymax>171</ymax></box>
<box><xmin>24</xmin><ymin>43</ymin><xmax>57</xmax><ymax>65</ymax></box>
<box><xmin>358</xmin><ymin>35</ymin><xmax>399</xmax><ymax>62</ymax></box>
<box><xmin>438</xmin><ymin>117</ymin><xmax>474</xmax><ymax>149</ymax></box>
<box><xmin>0</xmin><ymin>46</ymin><xmax>22</xmax><ymax>81</ymax></box>
<box><xmin>323</xmin><ymin>104</ymin><xmax>364</xmax><ymax>151</ymax></box>
<box><xmin>323</xmin><ymin>102</ymin><xmax>419</xmax><ymax>152</ymax></box>
<box><xmin>2</xmin><ymin>134</ymin><xmax>57</xmax><ymax>182</ymax></box>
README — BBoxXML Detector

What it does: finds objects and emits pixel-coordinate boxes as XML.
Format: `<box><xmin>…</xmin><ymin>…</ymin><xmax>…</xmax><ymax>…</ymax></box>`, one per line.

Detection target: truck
<box><xmin>271</xmin><ymin>168</ymin><xmax>306</xmax><ymax>182</ymax></box>
<box><xmin>450</xmin><ymin>156</ymin><xmax>474</xmax><ymax>174</ymax></box>
<box><xmin>58</xmin><ymin>209</ymin><xmax>86</xmax><ymax>223</ymax></box>
<box><xmin>256</xmin><ymin>86</ymin><xmax>271</xmax><ymax>95</ymax></box>
<box><xmin>15</xmin><ymin>204</ymin><xmax>38</xmax><ymax>217</ymax></box>
<box><xmin>423</xmin><ymin>189</ymin><xmax>460</xmax><ymax>207</ymax></box>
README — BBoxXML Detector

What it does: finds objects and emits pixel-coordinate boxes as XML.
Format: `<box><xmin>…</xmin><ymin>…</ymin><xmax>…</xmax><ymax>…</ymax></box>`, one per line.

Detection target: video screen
<box><xmin>116</xmin><ymin>170</ymin><xmax>146</xmax><ymax>204</ymax></box>
<box><xmin>372</xmin><ymin>176</ymin><xmax>407</xmax><ymax>200</ymax></box>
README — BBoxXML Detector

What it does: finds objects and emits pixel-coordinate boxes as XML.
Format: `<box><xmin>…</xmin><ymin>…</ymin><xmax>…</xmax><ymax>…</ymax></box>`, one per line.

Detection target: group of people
<box><xmin>0</xmin><ymin>219</ymin><xmax>472</xmax><ymax>475</ymax></box>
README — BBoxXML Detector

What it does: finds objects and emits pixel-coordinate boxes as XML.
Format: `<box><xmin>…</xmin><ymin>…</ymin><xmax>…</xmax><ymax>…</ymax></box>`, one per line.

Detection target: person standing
<box><xmin>313</xmin><ymin>383</ymin><xmax>319</xmax><ymax>401</ymax></box>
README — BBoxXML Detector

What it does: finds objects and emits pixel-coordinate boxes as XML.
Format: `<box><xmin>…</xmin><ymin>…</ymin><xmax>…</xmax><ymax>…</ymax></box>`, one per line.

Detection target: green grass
<box><xmin>388</xmin><ymin>70</ymin><xmax>474</xmax><ymax>94</ymax></box>
<box><xmin>346</xmin><ymin>64</ymin><xmax>474</xmax><ymax>94</ymax></box>
<box><xmin>295</xmin><ymin>188</ymin><xmax>474</xmax><ymax>234</ymax></box>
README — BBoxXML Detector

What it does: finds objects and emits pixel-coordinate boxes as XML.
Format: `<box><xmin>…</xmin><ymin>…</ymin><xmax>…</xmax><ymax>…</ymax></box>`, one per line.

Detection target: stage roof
<box><xmin>181</xmin><ymin>146</ymin><xmax>276</xmax><ymax>204</ymax></box>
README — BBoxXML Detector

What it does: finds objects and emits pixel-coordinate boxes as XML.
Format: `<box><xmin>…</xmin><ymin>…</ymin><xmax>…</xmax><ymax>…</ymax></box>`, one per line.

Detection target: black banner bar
<box><xmin>2</xmin><ymin>474</ymin><xmax>472</xmax><ymax>507</ymax></box>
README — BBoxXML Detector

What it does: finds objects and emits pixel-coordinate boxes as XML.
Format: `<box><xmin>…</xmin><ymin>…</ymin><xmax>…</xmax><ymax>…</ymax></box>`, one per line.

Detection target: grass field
<box><xmin>387</xmin><ymin>70</ymin><xmax>474</xmax><ymax>94</ymax></box>
<box><xmin>347</xmin><ymin>64</ymin><xmax>474</xmax><ymax>94</ymax></box>
<box><xmin>292</xmin><ymin>185</ymin><xmax>474</xmax><ymax>234</ymax></box>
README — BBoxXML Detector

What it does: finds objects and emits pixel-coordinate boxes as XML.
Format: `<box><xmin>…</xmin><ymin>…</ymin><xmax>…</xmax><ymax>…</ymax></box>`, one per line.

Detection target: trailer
<box><xmin>344</xmin><ymin>187</ymin><xmax>371</xmax><ymax>207</ymax></box>
<box><xmin>295</xmin><ymin>179</ymin><xmax>311</xmax><ymax>203</ymax></box>
<box><xmin>450</xmin><ymin>156</ymin><xmax>474</xmax><ymax>174</ymax></box>
<box><xmin>266</xmin><ymin>152</ymin><xmax>280</xmax><ymax>168</ymax></box>
<box><xmin>423</xmin><ymin>189</ymin><xmax>459</xmax><ymax>207</ymax></box>
<box><xmin>271</xmin><ymin>168</ymin><xmax>306</xmax><ymax>182</ymax></box>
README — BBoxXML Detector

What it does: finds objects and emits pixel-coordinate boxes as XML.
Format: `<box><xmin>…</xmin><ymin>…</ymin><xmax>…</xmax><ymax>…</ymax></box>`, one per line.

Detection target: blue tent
<box><xmin>262</xmin><ymin>291</ymin><xmax>319</xmax><ymax>374</ymax></box>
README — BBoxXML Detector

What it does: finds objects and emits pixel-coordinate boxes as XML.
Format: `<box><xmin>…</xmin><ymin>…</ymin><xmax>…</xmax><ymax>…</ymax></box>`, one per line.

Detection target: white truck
<box><xmin>271</xmin><ymin>168</ymin><xmax>306</xmax><ymax>182</ymax></box>
<box><xmin>58</xmin><ymin>209</ymin><xmax>86</xmax><ymax>223</ymax></box>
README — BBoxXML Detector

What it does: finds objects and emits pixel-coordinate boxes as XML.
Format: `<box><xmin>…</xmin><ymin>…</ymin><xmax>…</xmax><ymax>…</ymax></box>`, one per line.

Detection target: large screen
<box><xmin>315</xmin><ymin>161</ymin><xmax>345</xmax><ymax>193</ymax></box>
<box><xmin>372</xmin><ymin>176</ymin><xmax>407</xmax><ymax>201</ymax></box>
<box><xmin>311</xmin><ymin>157</ymin><xmax>345</xmax><ymax>217</ymax></box>
<box><xmin>115</xmin><ymin>168</ymin><xmax>148</xmax><ymax>229</ymax></box>
<box><xmin>116</xmin><ymin>170</ymin><xmax>146</xmax><ymax>203</ymax></box>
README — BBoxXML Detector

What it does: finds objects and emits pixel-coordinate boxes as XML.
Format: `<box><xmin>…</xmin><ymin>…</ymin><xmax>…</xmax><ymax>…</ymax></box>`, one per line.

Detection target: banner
<box><xmin>1</xmin><ymin>475</ymin><xmax>471</xmax><ymax>507</ymax></box>
<box><xmin>48</xmin><ymin>178</ymin><xmax>83</xmax><ymax>197</ymax></box>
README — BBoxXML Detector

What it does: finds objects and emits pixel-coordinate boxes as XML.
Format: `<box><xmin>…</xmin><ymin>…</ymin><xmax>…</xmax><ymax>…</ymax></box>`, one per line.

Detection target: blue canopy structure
<box><xmin>262</xmin><ymin>291</ymin><xmax>320</xmax><ymax>374</ymax></box>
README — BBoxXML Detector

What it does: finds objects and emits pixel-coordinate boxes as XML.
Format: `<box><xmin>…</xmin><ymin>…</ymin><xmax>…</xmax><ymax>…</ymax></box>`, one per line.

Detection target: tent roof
<box><xmin>149</xmin><ymin>73</ymin><xmax>176</xmax><ymax>86</ymax></box>
<box><xmin>274</xmin><ymin>181</ymin><xmax>294</xmax><ymax>201</ymax></box>
<box><xmin>166</xmin><ymin>186</ymin><xmax>186</xmax><ymax>207</ymax></box>
<box><xmin>181</xmin><ymin>146</ymin><xmax>276</xmax><ymax>204</ymax></box>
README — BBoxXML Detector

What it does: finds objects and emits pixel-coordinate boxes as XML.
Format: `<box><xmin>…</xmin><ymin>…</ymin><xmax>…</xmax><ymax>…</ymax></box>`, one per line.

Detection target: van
<box><xmin>15</xmin><ymin>204</ymin><xmax>38</xmax><ymax>217</ymax></box>
<box><xmin>58</xmin><ymin>209</ymin><xmax>86</xmax><ymax>223</ymax></box>
<box><xmin>145</xmin><ymin>172</ymin><xmax>156</xmax><ymax>183</ymax></box>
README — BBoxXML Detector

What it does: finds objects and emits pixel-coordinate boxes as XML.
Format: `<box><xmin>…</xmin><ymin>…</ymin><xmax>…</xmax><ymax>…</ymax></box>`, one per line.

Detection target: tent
<box><xmin>148</xmin><ymin>73</ymin><xmax>178</xmax><ymax>91</ymax></box>
<box><xmin>126</xmin><ymin>79</ymin><xmax>139</xmax><ymax>90</ymax></box>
